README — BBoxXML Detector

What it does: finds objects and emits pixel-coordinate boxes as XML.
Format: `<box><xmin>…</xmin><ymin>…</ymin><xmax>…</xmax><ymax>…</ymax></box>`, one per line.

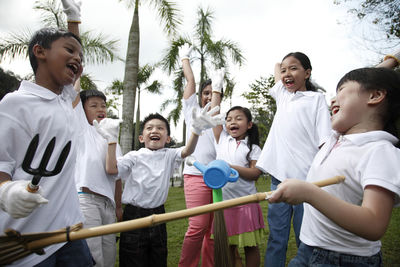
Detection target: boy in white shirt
<box><xmin>74</xmin><ymin>89</ymin><xmax>123</xmax><ymax>267</ymax></box>
<box><xmin>0</xmin><ymin>27</ymin><xmax>93</xmax><ymax>266</ymax></box>
<box><xmin>95</xmin><ymin>109</ymin><xmax>223</xmax><ymax>267</ymax></box>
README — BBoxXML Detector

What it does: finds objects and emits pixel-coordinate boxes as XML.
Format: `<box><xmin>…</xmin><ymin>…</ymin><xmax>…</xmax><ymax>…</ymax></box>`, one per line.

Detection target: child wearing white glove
<box><xmin>0</xmin><ymin>180</ymin><xmax>48</xmax><ymax>219</ymax></box>
<box><xmin>94</xmin><ymin>106</ymin><xmax>223</xmax><ymax>266</ymax></box>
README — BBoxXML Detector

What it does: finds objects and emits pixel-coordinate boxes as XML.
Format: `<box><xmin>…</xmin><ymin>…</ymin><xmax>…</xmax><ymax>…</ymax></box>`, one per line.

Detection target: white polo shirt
<box><xmin>0</xmin><ymin>81</ymin><xmax>83</xmax><ymax>267</ymax></box>
<box><xmin>74</xmin><ymin>102</ymin><xmax>122</xmax><ymax>205</ymax></box>
<box><xmin>118</xmin><ymin>147</ymin><xmax>183</xmax><ymax>208</ymax></box>
<box><xmin>182</xmin><ymin>94</ymin><xmax>216</xmax><ymax>175</ymax></box>
<box><xmin>301</xmin><ymin>131</ymin><xmax>400</xmax><ymax>256</ymax></box>
<box><xmin>216</xmin><ymin>130</ymin><xmax>261</xmax><ymax>200</ymax></box>
<box><xmin>256</xmin><ymin>80</ymin><xmax>332</xmax><ymax>182</ymax></box>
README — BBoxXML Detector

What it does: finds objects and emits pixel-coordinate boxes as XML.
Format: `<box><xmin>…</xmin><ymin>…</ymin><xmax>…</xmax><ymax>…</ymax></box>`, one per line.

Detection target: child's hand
<box><xmin>211</xmin><ymin>68</ymin><xmax>225</xmax><ymax>94</ymax></box>
<box><xmin>0</xmin><ymin>180</ymin><xmax>48</xmax><ymax>219</ymax></box>
<box><xmin>191</xmin><ymin>102</ymin><xmax>225</xmax><ymax>135</ymax></box>
<box><xmin>93</xmin><ymin>118</ymin><xmax>122</xmax><ymax>144</ymax></box>
<box><xmin>61</xmin><ymin>0</ymin><xmax>82</xmax><ymax>23</ymax></box>
<box><xmin>268</xmin><ymin>179</ymin><xmax>312</xmax><ymax>205</ymax></box>
<box><xmin>179</xmin><ymin>44</ymin><xmax>193</xmax><ymax>62</ymax></box>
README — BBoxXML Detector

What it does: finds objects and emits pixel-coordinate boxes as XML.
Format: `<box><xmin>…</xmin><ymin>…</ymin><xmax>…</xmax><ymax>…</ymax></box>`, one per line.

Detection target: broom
<box><xmin>0</xmin><ymin>176</ymin><xmax>344</xmax><ymax>265</ymax></box>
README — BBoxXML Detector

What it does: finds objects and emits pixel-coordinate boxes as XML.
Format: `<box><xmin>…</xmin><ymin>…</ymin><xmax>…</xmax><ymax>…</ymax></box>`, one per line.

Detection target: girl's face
<box><xmin>83</xmin><ymin>96</ymin><xmax>107</xmax><ymax>125</ymax></box>
<box><xmin>225</xmin><ymin>109</ymin><xmax>253</xmax><ymax>140</ymax></box>
<box><xmin>201</xmin><ymin>85</ymin><xmax>212</xmax><ymax>107</ymax></box>
<box><xmin>331</xmin><ymin>81</ymin><xmax>371</xmax><ymax>134</ymax></box>
<box><xmin>280</xmin><ymin>56</ymin><xmax>311</xmax><ymax>93</ymax></box>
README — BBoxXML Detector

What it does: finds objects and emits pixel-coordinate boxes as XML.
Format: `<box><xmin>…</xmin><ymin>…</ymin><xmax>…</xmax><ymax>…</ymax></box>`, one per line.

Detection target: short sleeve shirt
<box><xmin>118</xmin><ymin>147</ymin><xmax>184</xmax><ymax>208</ymax></box>
<box><xmin>256</xmin><ymin>80</ymin><xmax>332</xmax><ymax>182</ymax></box>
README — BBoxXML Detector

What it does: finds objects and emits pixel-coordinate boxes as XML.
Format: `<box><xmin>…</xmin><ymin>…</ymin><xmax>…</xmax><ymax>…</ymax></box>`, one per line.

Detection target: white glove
<box><xmin>0</xmin><ymin>180</ymin><xmax>48</xmax><ymax>219</ymax></box>
<box><xmin>211</xmin><ymin>68</ymin><xmax>225</xmax><ymax>94</ymax></box>
<box><xmin>384</xmin><ymin>48</ymin><xmax>400</xmax><ymax>65</ymax></box>
<box><xmin>61</xmin><ymin>0</ymin><xmax>82</xmax><ymax>23</ymax></box>
<box><xmin>93</xmin><ymin>118</ymin><xmax>121</xmax><ymax>144</ymax></box>
<box><xmin>179</xmin><ymin>44</ymin><xmax>193</xmax><ymax>62</ymax></box>
<box><xmin>191</xmin><ymin>102</ymin><xmax>226</xmax><ymax>135</ymax></box>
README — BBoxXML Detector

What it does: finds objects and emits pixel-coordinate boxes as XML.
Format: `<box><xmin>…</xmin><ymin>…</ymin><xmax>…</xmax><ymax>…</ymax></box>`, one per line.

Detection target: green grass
<box><xmin>116</xmin><ymin>176</ymin><xmax>400</xmax><ymax>266</ymax></box>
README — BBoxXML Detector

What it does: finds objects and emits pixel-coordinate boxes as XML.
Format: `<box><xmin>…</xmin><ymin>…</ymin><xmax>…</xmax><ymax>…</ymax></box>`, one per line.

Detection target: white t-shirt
<box><xmin>74</xmin><ymin>102</ymin><xmax>122</xmax><ymax>205</ymax></box>
<box><xmin>301</xmin><ymin>131</ymin><xmax>400</xmax><ymax>256</ymax></box>
<box><xmin>216</xmin><ymin>130</ymin><xmax>261</xmax><ymax>200</ymax></box>
<box><xmin>182</xmin><ymin>94</ymin><xmax>216</xmax><ymax>175</ymax></box>
<box><xmin>118</xmin><ymin>147</ymin><xmax>183</xmax><ymax>208</ymax></box>
<box><xmin>0</xmin><ymin>81</ymin><xmax>84</xmax><ymax>267</ymax></box>
<box><xmin>256</xmin><ymin>80</ymin><xmax>332</xmax><ymax>182</ymax></box>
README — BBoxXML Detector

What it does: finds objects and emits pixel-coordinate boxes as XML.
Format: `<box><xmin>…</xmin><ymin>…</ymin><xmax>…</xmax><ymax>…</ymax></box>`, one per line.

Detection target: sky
<box><xmin>0</xmin><ymin>0</ymin><xmax>391</xmax><ymax>141</ymax></box>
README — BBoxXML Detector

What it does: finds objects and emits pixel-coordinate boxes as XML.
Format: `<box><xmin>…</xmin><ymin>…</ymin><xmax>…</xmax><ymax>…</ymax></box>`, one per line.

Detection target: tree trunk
<box><xmin>134</xmin><ymin>89</ymin><xmax>141</xmax><ymax>150</ymax></box>
<box><xmin>120</xmin><ymin>0</ymin><xmax>140</xmax><ymax>154</ymax></box>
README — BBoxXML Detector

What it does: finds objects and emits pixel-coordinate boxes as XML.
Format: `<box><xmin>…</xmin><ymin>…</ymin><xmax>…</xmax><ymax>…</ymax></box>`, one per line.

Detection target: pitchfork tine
<box><xmin>22</xmin><ymin>134</ymin><xmax>40</xmax><ymax>174</ymax></box>
<box><xmin>51</xmin><ymin>141</ymin><xmax>71</xmax><ymax>175</ymax></box>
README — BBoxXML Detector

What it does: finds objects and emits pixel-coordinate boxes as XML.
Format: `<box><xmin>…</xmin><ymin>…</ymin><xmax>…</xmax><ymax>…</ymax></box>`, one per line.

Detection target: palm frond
<box><xmin>0</xmin><ymin>30</ymin><xmax>32</xmax><ymax>62</ymax></box>
<box><xmin>80</xmin><ymin>31</ymin><xmax>121</xmax><ymax>65</ymax></box>
<box><xmin>148</xmin><ymin>0</ymin><xmax>182</xmax><ymax>36</ymax></box>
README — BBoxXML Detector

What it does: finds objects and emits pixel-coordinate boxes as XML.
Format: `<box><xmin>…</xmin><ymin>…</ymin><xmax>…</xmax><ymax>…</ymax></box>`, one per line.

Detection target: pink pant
<box><xmin>178</xmin><ymin>174</ymin><xmax>214</xmax><ymax>267</ymax></box>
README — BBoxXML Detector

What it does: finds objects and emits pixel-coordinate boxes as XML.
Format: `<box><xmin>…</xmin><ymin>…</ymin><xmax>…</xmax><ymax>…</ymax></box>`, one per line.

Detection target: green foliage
<box><xmin>242</xmin><ymin>75</ymin><xmax>276</xmax><ymax>147</ymax></box>
<box><xmin>334</xmin><ymin>0</ymin><xmax>400</xmax><ymax>40</ymax></box>
<box><xmin>0</xmin><ymin>67</ymin><xmax>21</xmax><ymax>100</ymax></box>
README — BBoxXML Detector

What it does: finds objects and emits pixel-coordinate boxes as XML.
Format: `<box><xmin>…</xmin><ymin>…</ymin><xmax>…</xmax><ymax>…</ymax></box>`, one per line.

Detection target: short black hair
<box><xmin>141</xmin><ymin>113</ymin><xmax>171</xmax><ymax>136</ymax></box>
<box><xmin>80</xmin><ymin>89</ymin><xmax>106</xmax><ymax>106</ymax></box>
<box><xmin>28</xmin><ymin>27</ymin><xmax>82</xmax><ymax>74</ymax></box>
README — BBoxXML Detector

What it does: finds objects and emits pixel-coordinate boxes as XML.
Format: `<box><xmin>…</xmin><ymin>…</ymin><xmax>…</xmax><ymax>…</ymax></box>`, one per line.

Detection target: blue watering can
<box><xmin>186</xmin><ymin>156</ymin><xmax>239</xmax><ymax>203</ymax></box>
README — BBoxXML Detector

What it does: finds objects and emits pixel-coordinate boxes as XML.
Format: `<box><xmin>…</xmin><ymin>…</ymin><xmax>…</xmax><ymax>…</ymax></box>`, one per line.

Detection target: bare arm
<box><xmin>181</xmin><ymin>132</ymin><xmax>199</xmax><ymax>158</ymax></box>
<box><xmin>376</xmin><ymin>57</ymin><xmax>399</xmax><ymax>69</ymax></box>
<box><xmin>0</xmin><ymin>172</ymin><xmax>11</xmax><ymax>183</ymax></box>
<box><xmin>274</xmin><ymin>62</ymin><xmax>281</xmax><ymax>83</ymax></box>
<box><xmin>230</xmin><ymin>160</ymin><xmax>262</xmax><ymax>181</ymax></box>
<box><xmin>269</xmin><ymin>179</ymin><xmax>394</xmax><ymax>241</ymax></box>
<box><xmin>182</xmin><ymin>58</ymin><xmax>196</xmax><ymax>100</ymax></box>
<box><xmin>211</xmin><ymin>91</ymin><xmax>223</xmax><ymax>143</ymax></box>
<box><xmin>105</xmin><ymin>143</ymin><xmax>119</xmax><ymax>175</ymax></box>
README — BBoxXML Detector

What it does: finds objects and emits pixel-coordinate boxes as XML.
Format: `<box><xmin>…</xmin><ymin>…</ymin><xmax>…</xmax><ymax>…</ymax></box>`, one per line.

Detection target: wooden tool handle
<box><xmin>26</xmin><ymin>183</ymin><xmax>39</xmax><ymax>193</ymax></box>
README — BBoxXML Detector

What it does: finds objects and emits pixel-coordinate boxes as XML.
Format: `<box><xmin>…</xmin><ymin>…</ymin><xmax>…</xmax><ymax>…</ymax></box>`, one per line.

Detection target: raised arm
<box><xmin>377</xmin><ymin>49</ymin><xmax>400</xmax><ymax>69</ymax></box>
<box><xmin>210</xmin><ymin>69</ymin><xmax>225</xmax><ymax>143</ymax></box>
<box><xmin>93</xmin><ymin>119</ymin><xmax>121</xmax><ymax>174</ymax></box>
<box><xmin>179</xmin><ymin>44</ymin><xmax>196</xmax><ymax>100</ymax></box>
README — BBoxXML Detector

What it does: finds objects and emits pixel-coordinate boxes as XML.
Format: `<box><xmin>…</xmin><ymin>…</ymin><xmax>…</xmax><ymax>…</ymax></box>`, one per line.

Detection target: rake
<box><xmin>0</xmin><ymin>176</ymin><xmax>344</xmax><ymax>265</ymax></box>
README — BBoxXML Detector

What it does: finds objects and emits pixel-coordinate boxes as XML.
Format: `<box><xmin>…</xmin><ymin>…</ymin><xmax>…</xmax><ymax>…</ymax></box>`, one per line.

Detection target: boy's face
<box><xmin>139</xmin><ymin>119</ymin><xmax>171</xmax><ymax>150</ymax></box>
<box><xmin>83</xmin><ymin>96</ymin><xmax>107</xmax><ymax>125</ymax></box>
<box><xmin>201</xmin><ymin>85</ymin><xmax>212</xmax><ymax>108</ymax></box>
<box><xmin>35</xmin><ymin>36</ymin><xmax>83</xmax><ymax>94</ymax></box>
<box><xmin>331</xmin><ymin>81</ymin><xmax>370</xmax><ymax>134</ymax></box>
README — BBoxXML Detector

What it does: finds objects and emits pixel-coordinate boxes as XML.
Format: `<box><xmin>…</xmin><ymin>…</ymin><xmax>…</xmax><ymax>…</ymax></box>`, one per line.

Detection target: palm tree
<box><xmin>160</xmin><ymin>6</ymin><xmax>245</xmax><ymax>143</ymax></box>
<box><xmin>0</xmin><ymin>0</ymin><xmax>120</xmax><ymax>76</ymax></box>
<box><xmin>118</xmin><ymin>0</ymin><xmax>181</xmax><ymax>154</ymax></box>
<box><xmin>133</xmin><ymin>64</ymin><xmax>162</xmax><ymax>150</ymax></box>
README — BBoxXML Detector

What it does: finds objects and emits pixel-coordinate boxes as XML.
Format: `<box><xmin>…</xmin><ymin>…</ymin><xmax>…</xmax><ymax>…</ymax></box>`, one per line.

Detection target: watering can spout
<box><xmin>186</xmin><ymin>156</ymin><xmax>207</xmax><ymax>174</ymax></box>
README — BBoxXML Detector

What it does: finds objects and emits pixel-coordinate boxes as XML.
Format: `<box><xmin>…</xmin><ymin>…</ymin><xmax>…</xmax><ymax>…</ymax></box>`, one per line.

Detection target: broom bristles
<box><xmin>213</xmin><ymin>210</ymin><xmax>233</xmax><ymax>267</ymax></box>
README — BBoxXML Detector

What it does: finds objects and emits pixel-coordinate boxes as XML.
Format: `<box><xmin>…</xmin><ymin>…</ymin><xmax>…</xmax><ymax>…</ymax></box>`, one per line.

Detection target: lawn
<box><xmin>116</xmin><ymin>176</ymin><xmax>400</xmax><ymax>266</ymax></box>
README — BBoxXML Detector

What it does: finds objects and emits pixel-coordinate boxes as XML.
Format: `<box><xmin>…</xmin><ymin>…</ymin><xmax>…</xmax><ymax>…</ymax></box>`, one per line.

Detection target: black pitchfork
<box><xmin>22</xmin><ymin>134</ymin><xmax>72</xmax><ymax>193</ymax></box>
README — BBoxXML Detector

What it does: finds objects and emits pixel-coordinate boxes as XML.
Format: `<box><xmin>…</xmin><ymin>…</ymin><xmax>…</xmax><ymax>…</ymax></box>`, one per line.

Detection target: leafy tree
<box><xmin>0</xmin><ymin>0</ymin><xmax>120</xmax><ymax>81</ymax></box>
<box><xmin>118</xmin><ymin>0</ymin><xmax>181</xmax><ymax>154</ymax></box>
<box><xmin>160</xmin><ymin>6</ymin><xmax>245</xmax><ymax>142</ymax></box>
<box><xmin>334</xmin><ymin>0</ymin><xmax>399</xmax><ymax>49</ymax></box>
<box><xmin>242</xmin><ymin>75</ymin><xmax>276</xmax><ymax>147</ymax></box>
<box><xmin>0</xmin><ymin>67</ymin><xmax>21</xmax><ymax>101</ymax></box>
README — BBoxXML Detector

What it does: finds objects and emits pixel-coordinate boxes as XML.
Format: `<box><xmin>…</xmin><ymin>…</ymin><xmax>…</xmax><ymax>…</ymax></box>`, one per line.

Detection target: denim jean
<box><xmin>264</xmin><ymin>176</ymin><xmax>304</xmax><ymax>267</ymax></box>
<box><xmin>289</xmin><ymin>242</ymin><xmax>382</xmax><ymax>267</ymax></box>
<box><xmin>34</xmin><ymin>240</ymin><xmax>93</xmax><ymax>267</ymax></box>
<box><xmin>119</xmin><ymin>204</ymin><xmax>167</xmax><ymax>267</ymax></box>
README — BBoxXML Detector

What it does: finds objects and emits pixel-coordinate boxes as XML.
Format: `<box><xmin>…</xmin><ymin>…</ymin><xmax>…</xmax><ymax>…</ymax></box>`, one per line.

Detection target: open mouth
<box><xmin>284</xmin><ymin>78</ymin><xmax>294</xmax><ymax>87</ymax></box>
<box><xmin>331</xmin><ymin>106</ymin><xmax>340</xmax><ymax>115</ymax></box>
<box><xmin>150</xmin><ymin>136</ymin><xmax>160</xmax><ymax>141</ymax></box>
<box><xmin>67</xmin><ymin>63</ymin><xmax>79</xmax><ymax>74</ymax></box>
<box><xmin>97</xmin><ymin>114</ymin><xmax>105</xmax><ymax>119</ymax></box>
<box><xmin>230</xmin><ymin>126</ymin><xmax>239</xmax><ymax>132</ymax></box>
